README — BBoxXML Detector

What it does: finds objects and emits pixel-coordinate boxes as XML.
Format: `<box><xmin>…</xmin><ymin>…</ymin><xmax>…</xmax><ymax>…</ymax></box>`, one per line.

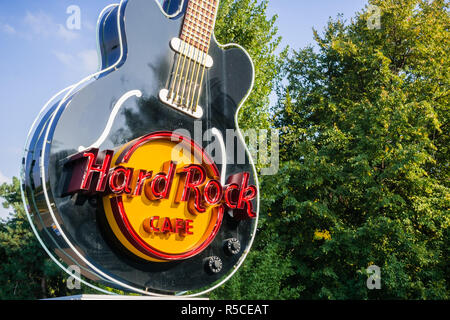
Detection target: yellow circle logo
<box><xmin>103</xmin><ymin>132</ymin><xmax>224</xmax><ymax>261</ymax></box>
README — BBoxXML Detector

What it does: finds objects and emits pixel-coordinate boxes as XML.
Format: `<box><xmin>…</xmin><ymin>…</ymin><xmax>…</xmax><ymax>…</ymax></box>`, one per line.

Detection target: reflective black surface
<box><xmin>24</xmin><ymin>0</ymin><xmax>258</xmax><ymax>294</ymax></box>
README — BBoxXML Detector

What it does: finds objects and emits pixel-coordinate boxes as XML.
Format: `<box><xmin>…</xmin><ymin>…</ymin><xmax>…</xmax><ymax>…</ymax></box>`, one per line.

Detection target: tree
<box><xmin>267</xmin><ymin>0</ymin><xmax>449</xmax><ymax>299</ymax></box>
<box><xmin>0</xmin><ymin>178</ymin><xmax>78</xmax><ymax>299</ymax></box>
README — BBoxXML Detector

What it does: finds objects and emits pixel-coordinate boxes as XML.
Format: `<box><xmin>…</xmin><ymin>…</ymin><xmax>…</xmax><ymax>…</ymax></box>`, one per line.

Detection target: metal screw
<box><xmin>224</xmin><ymin>238</ymin><xmax>241</xmax><ymax>255</ymax></box>
<box><xmin>205</xmin><ymin>256</ymin><xmax>222</xmax><ymax>274</ymax></box>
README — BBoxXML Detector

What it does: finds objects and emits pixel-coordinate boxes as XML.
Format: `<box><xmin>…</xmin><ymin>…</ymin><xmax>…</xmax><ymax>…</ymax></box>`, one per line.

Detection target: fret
<box><xmin>181</xmin><ymin>34</ymin><xmax>208</xmax><ymax>49</ymax></box>
<box><xmin>193</xmin><ymin>1</ymin><xmax>216</xmax><ymax>18</ymax></box>
<box><xmin>183</xmin><ymin>23</ymin><xmax>209</xmax><ymax>43</ymax></box>
<box><xmin>185</xmin><ymin>10</ymin><xmax>213</xmax><ymax>28</ymax></box>
<box><xmin>192</xmin><ymin>0</ymin><xmax>217</xmax><ymax>23</ymax></box>
<box><xmin>184</xmin><ymin>1</ymin><xmax>218</xmax><ymax>30</ymax></box>
<box><xmin>186</xmin><ymin>7</ymin><xmax>214</xmax><ymax>25</ymax></box>
<box><xmin>184</xmin><ymin>16</ymin><xmax>213</xmax><ymax>37</ymax></box>
<box><xmin>192</xmin><ymin>1</ymin><xmax>216</xmax><ymax>15</ymax></box>
<box><xmin>180</xmin><ymin>0</ymin><xmax>219</xmax><ymax>53</ymax></box>
<box><xmin>185</xmin><ymin>20</ymin><xmax>213</xmax><ymax>39</ymax></box>
<box><xmin>181</xmin><ymin>29</ymin><xmax>209</xmax><ymax>49</ymax></box>
<box><xmin>188</xmin><ymin>12</ymin><xmax>213</xmax><ymax>26</ymax></box>
<box><xmin>197</xmin><ymin>0</ymin><xmax>217</xmax><ymax>12</ymax></box>
<box><xmin>184</xmin><ymin>16</ymin><xmax>210</xmax><ymax>32</ymax></box>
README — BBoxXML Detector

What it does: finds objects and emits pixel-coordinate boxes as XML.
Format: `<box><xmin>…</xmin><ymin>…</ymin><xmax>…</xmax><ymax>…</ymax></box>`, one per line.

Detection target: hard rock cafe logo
<box><xmin>64</xmin><ymin>132</ymin><xmax>257</xmax><ymax>262</ymax></box>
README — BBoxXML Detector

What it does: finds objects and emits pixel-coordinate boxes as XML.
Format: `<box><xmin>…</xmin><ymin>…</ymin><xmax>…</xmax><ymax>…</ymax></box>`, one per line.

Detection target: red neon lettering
<box><xmin>150</xmin><ymin>216</ymin><xmax>160</xmax><ymax>232</ymax></box>
<box><xmin>143</xmin><ymin>216</ymin><xmax>160</xmax><ymax>233</ymax></box>
<box><xmin>109</xmin><ymin>166</ymin><xmax>133</xmax><ymax>194</ymax></box>
<box><xmin>176</xmin><ymin>164</ymin><xmax>207</xmax><ymax>214</ymax></box>
<box><xmin>147</xmin><ymin>161</ymin><xmax>177</xmax><ymax>200</ymax></box>
<box><xmin>133</xmin><ymin>170</ymin><xmax>153</xmax><ymax>196</ymax></box>
<box><xmin>175</xmin><ymin>219</ymin><xmax>185</xmax><ymax>234</ymax></box>
<box><xmin>204</xmin><ymin>179</ymin><xmax>223</xmax><ymax>205</ymax></box>
<box><xmin>185</xmin><ymin>219</ymin><xmax>194</xmax><ymax>235</ymax></box>
<box><xmin>224</xmin><ymin>184</ymin><xmax>239</xmax><ymax>209</ymax></box>
<box><xmin>66</xmin><ymin>148</ymin><xmax>258</xmax><ymax>220</ymax></box>
<box><xmin>144</xmin><ymin>217</ymin><xmax>194</xmax><ymax>235</ymax></box>
<box><xmin>237</xmin><ymin>172</ymin><xmax>257</xmax><ymax>218</ymax></box>
<box><xmin>160</xmin><ymin>217</ymin><xmax>174</xmax><ymax>233</ymax></box>
<box><xmin>227</xmin><ymin>172</ymin><xmax>257</xmax><ymax>219</ymax></box>
<box><xmin>81</xmin><ymin>150</ymin><xmax>113</xmax><ymax>192</ymax></box>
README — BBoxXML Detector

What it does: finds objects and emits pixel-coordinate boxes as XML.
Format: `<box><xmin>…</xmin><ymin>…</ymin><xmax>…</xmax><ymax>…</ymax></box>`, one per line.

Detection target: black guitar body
<box><xmin>22</xmin><ymin>0</ymin><xmax>258</xmax><ymax>295</ymax></box>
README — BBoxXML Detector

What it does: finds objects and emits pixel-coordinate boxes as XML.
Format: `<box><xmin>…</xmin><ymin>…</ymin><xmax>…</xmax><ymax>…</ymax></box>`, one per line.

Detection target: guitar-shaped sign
<box><xmin>21</xmin><ymin>0</ymin><xmax>259</xmax><ymax>296</ymax></box>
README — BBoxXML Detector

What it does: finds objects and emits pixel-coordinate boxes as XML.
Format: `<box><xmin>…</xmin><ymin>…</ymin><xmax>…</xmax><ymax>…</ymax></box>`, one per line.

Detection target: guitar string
<box><xmin>179</xmin><ymin>7</ymin><xmax>205</xmax><ymax>109</ymax></box>
<box><xmin>188</xmin><ymin>3</ymin><xmax>213</xmax><ymax>112</ymax></box>
<box><xmin>175</xmin><ymin>0</ymin><xmax>204</xmax><ymax>105</ymax></box>
<box><xmin>180</xmin><ymin>1</ymin><xmax>209</xmax><ymax>109</ymax></box>
<box><xmin>193</xmin><ymin>44</ymin><xmax>211</xmax><ymax>113</ymax></box>
<box><xmin>168</xmin><ymin>39</ymin><xmax>186</xmax><ymax>101</ymax></box>
<box><xmin>168</xmin><ymin>51</ymin><xmax>180</xmax><ymax>100</ymax></box>
<box><xmin>185</xmin><ymin>46</ymin><xmax>202</xmax><ymax>111</ymax></box>
<box><xmin>193</xmin><ymin>0</ymin><xmax>216</xmax><ymax>112</ymax></box>
<box><xmin>168</xmin><ymin>0</ymin><xmax>197</xmax><ymax>100</ymax></box>
<box><xmin>179</xmin><ymin>41</ymin><xmax>197</xmax><ymax>108</ymax></box>
<box><xmin>174</xmin><ymin>36</ymin><xmax>192</xmax><ymax>104</ymax></box>
<box><xmin>189</xmin><ymin>49</ymin><xmax>206</xmax><ymax>112</ymax></box>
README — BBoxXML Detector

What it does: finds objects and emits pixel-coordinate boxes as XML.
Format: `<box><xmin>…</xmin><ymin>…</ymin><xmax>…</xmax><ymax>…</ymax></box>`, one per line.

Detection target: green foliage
<box><xmin>210</xmin><ymin>230</ymin><xmax>303</xmax><ymax>300</ymax></box>
<box><xmin>269</xmin><ymin>0</ymin><xmax>449</xmax><ymax>299</ymax></box>
<box><xmin>0</xmin><ymin>178</ymin><xmax>78</xmax><ymax>299</ymax></box>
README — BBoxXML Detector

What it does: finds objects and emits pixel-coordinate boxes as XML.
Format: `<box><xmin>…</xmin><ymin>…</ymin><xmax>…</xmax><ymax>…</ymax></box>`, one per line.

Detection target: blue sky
<box><xmin>0</xmin><ymin>0</ymin><xmax>367</xmax><ymax>219</ymax></box>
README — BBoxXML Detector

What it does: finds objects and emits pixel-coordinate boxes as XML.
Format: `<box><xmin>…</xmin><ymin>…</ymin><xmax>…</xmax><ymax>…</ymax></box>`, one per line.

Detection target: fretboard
<box><xmin>180</xmin><ymin>0</ymin><xmax>219</xmax><ymax>53</ymax></box>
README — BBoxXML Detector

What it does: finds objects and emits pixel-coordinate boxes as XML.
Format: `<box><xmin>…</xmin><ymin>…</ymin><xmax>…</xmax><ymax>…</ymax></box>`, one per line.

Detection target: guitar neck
<box><xmin>180</xmin><ymin>0</ymin><xmax>219</xmax><ymax>53</ymax></box>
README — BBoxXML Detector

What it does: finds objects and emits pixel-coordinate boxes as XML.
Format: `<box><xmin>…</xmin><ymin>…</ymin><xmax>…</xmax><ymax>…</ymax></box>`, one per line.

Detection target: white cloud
<box><xmin>54</xmin><ymin>49</ymin><xmax>99</xmax><ymax>75</ymax></box>
<box><xmin>0</xmin><ymin>206</ymin><xmax>11</xmax><ymax>221</ymax></box>
<box><xmin>24</xmin><ymin>11</ymin><xmax>53</xmax><ymax>36</ymax></box>
<box><xmin>24</xmin><ymin>10</ymin><xmax>79</xmax><ymax>42</ymax></box>
<box><xmin>78</xmin><ymin>49</ymin><xmax>99</xmax><ymax>73</ymax></box>
<box><xmin>83</xmin><ymin>20</ymin><xmax>96</xmax><ymax>32</ymax></box>
<box><xmin>0</xmin><ymin>170</ymin><xmax>10</xmax><ymax>184</ymax></box>
<box><xmin>1</xmin><ymin>23</ymin><xmax>16</xmax><ymax>35</ymax></box>
<box><xmin>53</xmin><ymin>51</ymin><xmax>75</xmax><ymax>66</ymax></box>
<box><xmin>56</xmin><ymin>24</ymin><xmax>79</xmax><ymax>42</ymax></box>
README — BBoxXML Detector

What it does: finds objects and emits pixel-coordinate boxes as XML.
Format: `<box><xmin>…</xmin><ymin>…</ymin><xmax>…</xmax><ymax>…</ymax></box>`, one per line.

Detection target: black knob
<box><xmin>224</xmin><ymin>238</ymin><xmax>241</xmax><ymax>255</ymax></box>
<box><xmin>205</xmin><ymin>256</ymin><xmax>223</xmax><ymax>274</ymax></box>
